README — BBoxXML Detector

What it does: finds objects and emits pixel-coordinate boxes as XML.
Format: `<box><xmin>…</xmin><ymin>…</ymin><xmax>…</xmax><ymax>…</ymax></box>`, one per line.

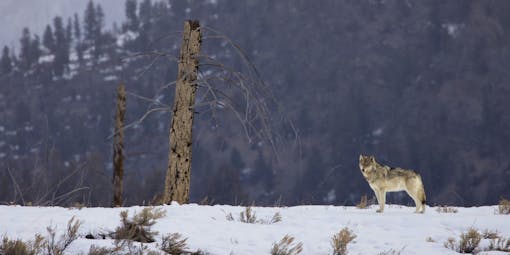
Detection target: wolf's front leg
<box><xmin>375</xmin><ymin>190</ymin><xmax>385</xmax><ymax>213</ymax></box>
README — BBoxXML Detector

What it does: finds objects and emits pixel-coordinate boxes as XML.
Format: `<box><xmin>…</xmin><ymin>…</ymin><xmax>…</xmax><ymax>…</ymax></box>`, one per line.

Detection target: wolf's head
<box><xmin>359</xmin><ymin>155</ymin><xmax>376</xmax><ymax>177</ymax></box>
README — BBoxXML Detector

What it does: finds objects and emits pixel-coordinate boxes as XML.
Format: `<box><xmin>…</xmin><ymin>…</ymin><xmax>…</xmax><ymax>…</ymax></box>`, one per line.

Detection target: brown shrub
<box><xmin>444</xmin><ymin>228</ymin><xmax>481</xmax><ymax>253</ymax></box>
<box><xmin>227</xmin><ymin>207</ymin><xmax>282</xmax><ymax>224</ymax></box>
<box><xmin>239</xmin><ymin>206</ymin><xmax>257</xmax><ymax>223</ymax></box>
<box><xmin>435</xmin><ymin>206</ymin><xmax>458</xmax><ymax>213</ymax></box>
<box><xmin>1</xmin><ymin>217</ymin><xmax>80</xmax><ymax>255</ymax></box>
<box><xmin>331</xmin><ymin>227</ymin><xmax>357</xmax><ymax>255</ymax></box>
<box><xmin>161</xmin><ymin>233</ymin><xmax>188</xmax><ymax>254</ymax></box>
<box><xmin>114</xmin><ymin>207</ymin><xmax>166</xmax><ymax>243</ymax></box>
<box><xmin>0</xmin><ymin>235</ymin><xmax>44</xmax><ymax>255</ymax></box>
<box><xmin>270</xmin><ymin>235</ymin><xmax>303</xmax><ymax>255</ymax></box>
<box><xmin>459</xmin><ymin>228</ymin><xmax>482</xmax><ymax>253</ymax></box>
<box><xmin>488</xmin><ymin>238</ymin><xmax>510</xmax><ymax>252</ymax></box>
<box><xmin>377</xmin><ymin>248</ymin><xmax>403</xmax><ymax>255</ymax></box>
<box><xmin>482</xmin><ymin>229</ymin><xmax>500</xmax><ymax>239</ymax></box>
<box><xmin>46</xmin><ymin>216</ymin><xmax>82</xmax><ymax>255</ymax></box>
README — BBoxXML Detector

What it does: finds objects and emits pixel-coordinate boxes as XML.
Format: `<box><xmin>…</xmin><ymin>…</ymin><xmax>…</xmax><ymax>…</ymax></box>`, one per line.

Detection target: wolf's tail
<box><xmin>418</xmin><ymin>175</ymin><xmax>426</xmax><ymax>212</ymax></box>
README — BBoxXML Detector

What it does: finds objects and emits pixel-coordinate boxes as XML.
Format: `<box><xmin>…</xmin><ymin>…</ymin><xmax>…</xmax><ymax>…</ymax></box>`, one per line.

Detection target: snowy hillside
<box><xmin>1</xmin><ymin>204</ymin><xmax>509</xmax><ymax>254</ymax></box>
<box><xmin>0</xmin><ymin>0</ymin><xmax>124</xmax><ymax>48</ymax></box>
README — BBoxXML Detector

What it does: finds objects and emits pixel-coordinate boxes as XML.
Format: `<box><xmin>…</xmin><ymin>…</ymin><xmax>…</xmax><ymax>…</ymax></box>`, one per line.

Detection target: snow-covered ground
<box><xmin>0</xmin><ymin>204</ymin><xmax>509</xmax><ymax>254</ymax></box>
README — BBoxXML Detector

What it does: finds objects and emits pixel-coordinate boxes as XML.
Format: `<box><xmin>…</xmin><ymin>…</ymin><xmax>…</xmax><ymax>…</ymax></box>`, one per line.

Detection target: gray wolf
<box><xmin>359</xmin><ymin>155</ymin><xmax>426</xmax><ymax>213</ymax></box>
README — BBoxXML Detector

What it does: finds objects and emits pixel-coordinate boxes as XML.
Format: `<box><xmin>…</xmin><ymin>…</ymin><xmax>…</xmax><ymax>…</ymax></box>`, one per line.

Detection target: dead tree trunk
<box><xmin>113</xmin><ymin>83</ymin><xmax>126</xmax><ymax>207</ymax></box>
<box><xmin>164</xmin><ymin>20</ymin><xmax>202</xmax><ymax>204</ymax></box>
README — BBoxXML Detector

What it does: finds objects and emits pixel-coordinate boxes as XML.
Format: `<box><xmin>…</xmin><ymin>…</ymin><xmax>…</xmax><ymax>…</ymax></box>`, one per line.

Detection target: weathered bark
<box><xmin>164</xmin><ymin>20</ymin><xmax>202</xmax><ymax>204</ymax></box>
<box><xmin>113</xmin><ymin>83</ymin><xmax>126</xmax><ymax>207</ymax></box>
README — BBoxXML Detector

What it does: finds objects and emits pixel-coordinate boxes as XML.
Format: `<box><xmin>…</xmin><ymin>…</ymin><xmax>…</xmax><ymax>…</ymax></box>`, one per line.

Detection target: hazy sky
<box><xmin>0</xmin><ymin>0</ymin><xmax>125</xmax><ymax>50</ymax></box>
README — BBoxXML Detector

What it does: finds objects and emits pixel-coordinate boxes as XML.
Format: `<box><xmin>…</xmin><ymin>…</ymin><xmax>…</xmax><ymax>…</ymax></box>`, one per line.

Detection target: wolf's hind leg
<box><xmin>406</xmin><ymin>188</ymin><xmax>423</xmax><ymax>213</ymax></box>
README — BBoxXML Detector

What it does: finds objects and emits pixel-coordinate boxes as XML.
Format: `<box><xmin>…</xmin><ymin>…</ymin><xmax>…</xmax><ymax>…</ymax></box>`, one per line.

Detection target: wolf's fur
<box><xmin>359</xmin><ymin>155</ymin><xmax>426</xmax><ymax>213</ymax></box>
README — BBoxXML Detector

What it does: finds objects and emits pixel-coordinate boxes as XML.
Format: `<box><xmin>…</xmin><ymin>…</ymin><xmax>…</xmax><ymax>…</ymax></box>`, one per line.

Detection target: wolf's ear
<box><xmin>359</xmin><ymin>155</ymin><xmax>363</xmax><ymax>161</ymax></box>
<box><xmin>370</xmin><ymin>156</ymin><xmax>375</xmax><ymax>162</ymax></box>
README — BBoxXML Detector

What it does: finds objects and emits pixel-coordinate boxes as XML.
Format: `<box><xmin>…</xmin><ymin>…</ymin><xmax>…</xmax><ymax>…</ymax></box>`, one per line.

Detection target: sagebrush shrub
<box><xmin>0</xmin><ymin>235</ymin><xmax>44</xmax><ymax>255</ymax></box>
<box><xmin>331</xmin><ymin>227</ymin><xmax>356</xmax><ymax>255</ymax></box>
<box><xmin>270</xmin><ymin>235</ymin><xmax>303</xmax><ymax>255</ymax></box>
<box><xmin>114</xmin><ymin>207</ymin><xmax>166</xmax><ymax>243</ymax></box>
<box><xmin>46</xmin><ymin>216</ymin><xmax>82</xmax><ymax>255</ymax></box>
<box><xmin>1</xmin><ymin>217</ymin><xmax>80</xmax><ymax>255</ymax></box>
<box><xmin>239</xmin><ymin>206</ymin><xmax>257</xmax><ymax>223</ymax></box>
<box><xmin>377</xmin><ymin>248</ymin><xmax>403</xmax><ymax>255</ymax></box>
<box><xmin>227</xmin><ymin>207</ymin><xmax>282</xmax><ymax>224</ymax></box>
<box><xmin>459</xmin><ymin>228</ymin><xmax>482</xmax><ymax>253</ymax></box>
<box><xmin>435</xmin><ymin>206</ymin><xmax>458</xmax><ymax>213</ymax></box>
<box><xmin>444</xmin><ymin>228</ymin><xmax>481</xmax><ymax>253</ymax></box>
<box><xmin>488</xmin><ymin>238</ymin><xmax>510</xmax><ymax>252</ymax></box>
<box><xmin>482</xmin><ymin>229</ymin><xmax>500</xmax><ymax>239</ymax></box>
<box><xmin>161</xmin><ymin>233</ymin><xmax>188</xmax><ymax>254</ymax></box>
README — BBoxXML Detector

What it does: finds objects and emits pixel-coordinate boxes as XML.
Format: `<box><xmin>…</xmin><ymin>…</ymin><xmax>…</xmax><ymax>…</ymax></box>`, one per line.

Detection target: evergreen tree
<box><xmin>73</xmin><ymin>13</ymin><xmax>84</xmax><ymax>63</ymax></box>
<box><xmin>84</xmin><ymin>0</ymin><xmax>97</xmax><ymax>45</ymax></box>
<box><xmin>83</xmin><ymin>1</ymin><xmax>105</xmax><ymax>59</ymax></box>
<box><xmin>43</xmin><ymin>25</ymin><xmax>55</xmax><ymax>53</ymax></box>
<box><xmin>73</xmin><ymin>13</ymin><xmax>81</xmax><ymax>41</ymax></box>
<box><xmin>137</xmin><ymin>0</ymin><xmax>152</xmax><ymax>50</ymax></box>
<box><xmin>53</xmin><ymin>16</ymin><xmax>66</xmax><ymax>50</ymax></box>
<box><xmin>139</xmin><ymin>0</ymin><xmax>152</xmax><ymax>29</ymax></box>
<box><xmin>66</xmin><ymin>17</ymin><xmax>73</xmax><ymax>47</ymax></box>
<box><xmin>124</xmin><ymin>0</ymin><xmax>139</xmax><ymax>32</ymax></box>
<box><xmin>0</xmin><ymin>46</ymin><xmax>12</xmax><ymax>74</ymax></box>
<box><xmin>18</xmin><ymin>27</ymin><xmax>33</xmax><ymax>71</ymax></box>
<box><xmin>94</xmin><ymin>4</ymin><xmax>105</xmax><ymax>58</ymax></box>
<box><xmin>53</xmin><ymin>16</ymin><xmax>69</xmax><ymax>76</ymax></box>
<box><xmin>30</xmin><ymin>35</ymin><xmax>41</xmax><ymax>66</ymax></box>
<box><xmin>95</xmin><ymin>4</ymin><xmax>105</xmax><ymax>34</ymax></box>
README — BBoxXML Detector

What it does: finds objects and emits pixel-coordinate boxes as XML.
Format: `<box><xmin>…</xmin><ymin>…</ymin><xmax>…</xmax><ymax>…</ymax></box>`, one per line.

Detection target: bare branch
<box><xmin>121</xmin><ymin>51</ymin><xmax>178</xmax><ymax>63</ymax></box>
<box><xmin>107</xmin><ymin>107</ymin><xmax>170</xmax><ymax>140</ymax></box>
<box><xmin>6</xmin><ymin>167</ymin><xmax>26</xmax><ymax>205</ymax></box>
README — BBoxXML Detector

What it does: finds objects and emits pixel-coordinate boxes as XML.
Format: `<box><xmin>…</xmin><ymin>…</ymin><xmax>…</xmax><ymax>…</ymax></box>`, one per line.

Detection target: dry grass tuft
<box><xmin>88</xmin><ymin>240</ymin><xmax>167</xmax><ymax>255</ymax></box>
<box><xmin>239</xmin><ymin>206</ymin><xmax>257</xmax><ymax>223</ymax></box>
<box><xmin>444</xmin><ymin>237</ymin><xmax>457</xmax><ymax>251</ymax></box>
<box><xmin>435</xmin><ymin>206</ymin><xmax>458</xmax><ymax>213</ymax></box>
<box><xmin>87</xmin><ymin>245</ymin><xmax>122</xmax><ymax>255</ymax></box>
<box><xmin>226</xmin><ymin>212</ymin><xmax>235</xmax><ymax>221</ymax></box>
<box><xmin>114</xmin><ymin>207</ymin><xmax>166</xmax><ymax>243</ymax></box>
<box><xmin>45</xmin><ymin>216</ymin><xmax>82</xmax><ymax>255</ymax></box>
<box><xmin>227</xmin><ymin>207</ymin><xmax>282</xmax><ymax>224</ymax></box>
<box><xmin>482</xmin><ymin>229</ymin><xmax>500</xmax><ymax>239</ymax></box>
<box><xmin>161</xmin><ymin>233</ymin><xmax>188</xmax><ymax>254</ymax></box>
<box><xmin>488</xmin><ymin>238</ymin><xmax>510</xmax><ymax>252</ymax></box>
<box><xmin>444</xmin><ymin>228</ymin><xmax>481</xmax><ymax>254</ymax></box>
<box><xmin>459</xmin><ymin>228</ymin><xmax>482</xmax><ymax>253</ymax></box>
<box><xmin>0</xmin><ymin>235</ymin><xmax>45</xmax><ymax>255</ymax></box>
<box><xmin>425</xmin><ymin>237</ymin><xmax>435</xmax><ymax>242</ymax></box>
<box><xmin>270</xmin><ymin>235</ymin><xmax>303</xmax><ymax>255</ymax></box>
<box><xmin>1</xmin><ymin>217</ymin><xmax>80</xmax><ymax>255</ymax></box>
<box><xmin>331</xmin><ymin>227</ymin><xmax>357</xmax><ymax>255</ymax></box>
<box><xmin>266</xmin><ymin>212</ymin><xmax>283</xmax><ymax>224</ymax></box>
<box><xmin>377</xmin><ymin>248</ymin><xmax>403</xmax><ymax>255</ymax></box>
<box><xmin>498</xmin><ymin>198</ymin><xmax>510</xmax><ymax>215</ymax></box>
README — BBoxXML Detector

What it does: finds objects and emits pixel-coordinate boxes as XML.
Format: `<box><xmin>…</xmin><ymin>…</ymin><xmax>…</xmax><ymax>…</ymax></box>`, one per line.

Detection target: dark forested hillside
<box><xmin>1</xmin><ymin>0</ymin><xmax>509</xmax><ymax>206</ymax></box>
